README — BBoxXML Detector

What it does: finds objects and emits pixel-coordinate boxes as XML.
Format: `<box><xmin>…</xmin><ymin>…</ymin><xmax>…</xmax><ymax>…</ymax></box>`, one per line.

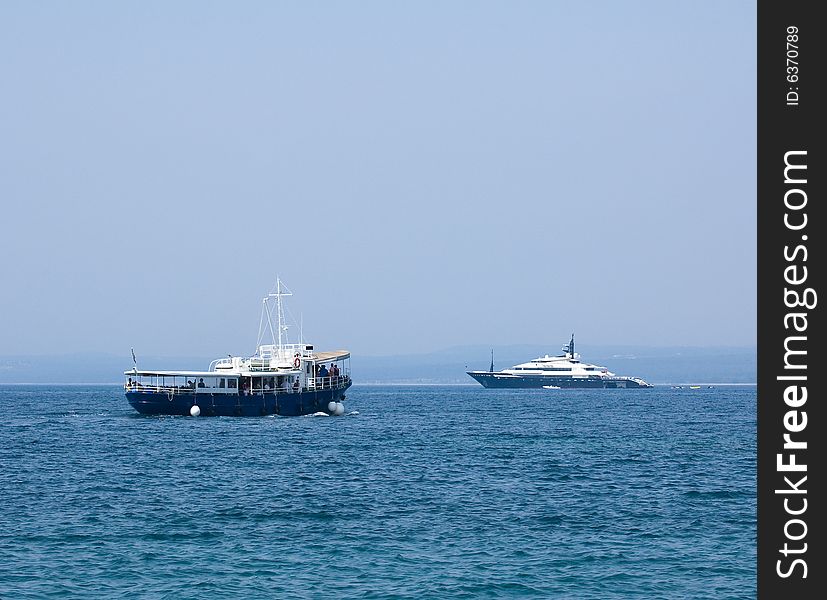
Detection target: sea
<box><xmin>0</xmin><ymin>385</ymin><xmax>756</xmax><ymax>599</ymax></box>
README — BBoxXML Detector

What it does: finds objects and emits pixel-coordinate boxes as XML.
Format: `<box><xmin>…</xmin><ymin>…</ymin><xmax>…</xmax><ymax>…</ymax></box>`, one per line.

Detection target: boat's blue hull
<box><xmin>467</xmin><ymin>372</ymin><xmax>651</xmax><ymax>389</ymax></box>
<box><xmin>126</xmin><ymin>383</ymin><xmax>351</xmax><ymax>417</ymax></box>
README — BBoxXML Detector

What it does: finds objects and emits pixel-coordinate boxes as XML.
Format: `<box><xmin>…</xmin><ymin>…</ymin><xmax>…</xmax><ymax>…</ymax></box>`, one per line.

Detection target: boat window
<box><xmin>219</xmin><ymin>378</ymin><xmax>225</xmax><ymax>388</ymax></box>
<box><xmin>227</xmin><ymin>379</ymin><xmax>237</xmax><ymax>389</ymax></box>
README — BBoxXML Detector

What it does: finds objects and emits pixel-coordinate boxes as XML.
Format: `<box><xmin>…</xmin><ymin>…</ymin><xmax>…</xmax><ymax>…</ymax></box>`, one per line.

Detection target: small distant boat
<box><xmin>467</xmin><ymin>334</ymin><xmax>652</xmax><ymax>389</ymax></box>
<box><xmin>542</xmin><ymin>385</ymin><xmax>562</xmax><ymax>390</ymax></box>
<box><xmin>689</xmin><ymin>386</ymin><xmax>701</xmax><ymax>389</ymax></box>
<box><xmin>124</xmin><ymin>279</ymin><xmax>351</xmax><ymax>417</ymax></box>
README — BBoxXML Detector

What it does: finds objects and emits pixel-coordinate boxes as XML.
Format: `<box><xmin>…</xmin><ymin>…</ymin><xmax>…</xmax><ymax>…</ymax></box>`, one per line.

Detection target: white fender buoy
<box><xmin>190</xmin><ymin>405</ymin><xmax>201</xmax><ymax>417</ymax></box>
<box><xmin>328</xmin><ymin>401</ymin><xmax>337</xmax><ymax>413</ymax></box>
<box><xmin>334</xmin><ymin>402</ymin><xmax>344</xmax><ymax>416</ymax></box>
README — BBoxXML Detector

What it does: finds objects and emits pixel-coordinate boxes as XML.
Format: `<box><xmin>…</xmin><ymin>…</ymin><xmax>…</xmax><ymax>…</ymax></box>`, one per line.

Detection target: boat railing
<box><xmin>248</xmin><ymin>362</ymin><xmax>295</xmax><ymax>372</ymax></box>
<box><xmin>209</xmin><ymin>345</ymin><xmax>317</xmax><ymax>372</ymax></box>
<box><xmin>256</xmin><ymin>343</ymin><xmax>314</xmax><ymax>360</ymax></box>
<box><xmin>209</xmin><ymin>358</ymin><xmax>234</xmax><ymax>371</ymax></box>
<box><xmin>307</xmin><ymin>375</ymin><xmax>351</xmax><ymax>390</ymax></box>
<box><xmin>125</xmin><ymin>375</ymin><xmax>350</xmax><ymax>394</ymax></box>
<box><xmin>124</xmin><ymin>382</ymin><xmax>191</xmax><ymax>394</ymax></box>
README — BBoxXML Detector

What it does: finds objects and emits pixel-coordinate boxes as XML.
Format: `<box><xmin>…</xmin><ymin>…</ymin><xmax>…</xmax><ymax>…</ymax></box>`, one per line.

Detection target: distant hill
<box><xmin>0</xmin><ymin>354</ymin><xmax>209</xmax><ymax>385</ymax></box>
<box><xmin>352</xmin><ymin>344</ymin><xmax>756</xmax><ymax>385</ymax></box>
<box><xmin>0</xmin><ymin>345</ymin><xmax>755</xmax><ymax>385</ymax></box>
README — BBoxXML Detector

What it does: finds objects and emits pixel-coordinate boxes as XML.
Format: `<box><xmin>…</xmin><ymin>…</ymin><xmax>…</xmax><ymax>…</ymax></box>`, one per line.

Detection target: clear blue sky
<box><xmin>0</xmin><ymin>1</ymin><xmax>756</xmax><ymax>358</ymax></box>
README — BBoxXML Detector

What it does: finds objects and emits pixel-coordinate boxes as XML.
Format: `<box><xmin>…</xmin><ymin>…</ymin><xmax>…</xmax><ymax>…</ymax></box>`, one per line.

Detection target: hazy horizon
<box><xmin>0</xmin><ymin>340</ymin><xmax>757</xmax><ymax>360</ymax></box>
<box><xmin>0</xmin><ymin>343</ymin><xmax>756</xmax><ymax>385</ymax></box>
<box><xmin>0</xmin><ymin>2</ymin><xmax>756</xmax><ymax>358</ymax></box>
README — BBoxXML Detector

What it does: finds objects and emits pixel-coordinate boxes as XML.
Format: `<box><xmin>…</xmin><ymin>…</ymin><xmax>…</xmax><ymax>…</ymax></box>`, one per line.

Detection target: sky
<box><xmin>0</xmin><ymin>1</ymin><xmax>756</xmax><ymax>359</ymax></box>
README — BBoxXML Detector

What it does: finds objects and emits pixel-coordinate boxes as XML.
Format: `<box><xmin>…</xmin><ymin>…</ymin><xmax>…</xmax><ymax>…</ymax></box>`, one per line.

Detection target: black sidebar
<box><xmin>757</xmin><ymin>2</ymin><xmax>824</xmax><ymax>598</ymax></box>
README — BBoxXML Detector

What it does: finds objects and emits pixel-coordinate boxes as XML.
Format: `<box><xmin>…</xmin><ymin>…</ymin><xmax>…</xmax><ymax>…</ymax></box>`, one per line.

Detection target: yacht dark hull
<box><xmin>126</xmin><ymin>382</ymin><xmax>351</xmax><ymax>417</ymax></box>
<box><xmin>467</xmin><ymin>372</ymin><xmax>651</xmax><ymax>389</ymax></box>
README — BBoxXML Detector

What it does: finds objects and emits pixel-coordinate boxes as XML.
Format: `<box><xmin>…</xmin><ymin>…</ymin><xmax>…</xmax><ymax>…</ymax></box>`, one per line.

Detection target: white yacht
<box><xmin>467</xmin><ymin>335</ymin><xmax>652</xmax><ymax>389</ymax></box>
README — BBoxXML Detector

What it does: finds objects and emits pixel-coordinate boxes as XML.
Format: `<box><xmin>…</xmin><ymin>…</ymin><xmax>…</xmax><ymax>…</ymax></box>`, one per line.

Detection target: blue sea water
<box><xmin>0</xmin><ymin>385</ymin><xmax>755</xmax><ymax>599</ymax></box>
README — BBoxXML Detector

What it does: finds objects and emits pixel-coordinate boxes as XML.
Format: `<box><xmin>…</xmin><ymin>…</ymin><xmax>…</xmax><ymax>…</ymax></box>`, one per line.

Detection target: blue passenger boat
<box><xmin>124</xmin><ymin>279</ymin><xmax>351</xmax><ymax>416</ymax></box>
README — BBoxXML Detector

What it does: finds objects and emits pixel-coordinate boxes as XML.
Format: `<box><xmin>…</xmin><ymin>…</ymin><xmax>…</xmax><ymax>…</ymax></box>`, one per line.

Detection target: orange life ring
<box><xmin>293</xmin><ymin>356</ymin><xmax>301</xmax><ymax>368</ymax></box>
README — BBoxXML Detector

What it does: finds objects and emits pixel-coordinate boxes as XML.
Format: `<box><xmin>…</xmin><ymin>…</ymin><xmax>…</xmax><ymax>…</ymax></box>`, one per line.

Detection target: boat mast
<box><xmin>490</xmin><ymin>349</ymin><xmax>494</xmax><ymax>372</ymax></box>
<box><xmin>563</xmin><ymin>333</ymin><xmax>575</xmax><ymax>357</ymax></box>
<box><xmin>268</xmin><ymin>278</ymin><xmax>292</xmax><ymax>354</ymax></box>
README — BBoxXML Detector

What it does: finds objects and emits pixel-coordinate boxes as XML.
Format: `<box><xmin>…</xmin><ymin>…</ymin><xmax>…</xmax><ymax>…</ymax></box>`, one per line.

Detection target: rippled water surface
<box><xmin>0</xmin><ymin>385</ymin><xmax>755</xmax><ymax>598</ymax></box>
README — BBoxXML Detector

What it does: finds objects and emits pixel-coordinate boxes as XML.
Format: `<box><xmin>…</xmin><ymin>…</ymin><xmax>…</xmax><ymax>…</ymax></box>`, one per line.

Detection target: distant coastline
<box><xmin>0</xmin><ymin>345</ymin><xmax>756</xmax><ymax>385</ymax></box>
<box><xmin>0</xmin><ymin>381</ymin><xmax>757</xmax><ymax>387</ymax></box>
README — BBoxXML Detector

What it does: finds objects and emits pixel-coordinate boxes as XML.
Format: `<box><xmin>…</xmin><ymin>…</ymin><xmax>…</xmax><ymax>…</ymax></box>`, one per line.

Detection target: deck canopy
<box><xmin>124</xmin><ymin>370</ymin><xmax>235</xmax><ymax>377</ymax></box>
<box><xmin>312</xmin><ymin>350</ymin><xmax>350</xmax><ymax>363</ymax></box>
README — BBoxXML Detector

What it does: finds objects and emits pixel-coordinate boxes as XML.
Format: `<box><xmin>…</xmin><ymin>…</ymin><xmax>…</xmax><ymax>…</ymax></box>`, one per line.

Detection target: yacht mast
<box><xmin>268</xmin><ymin>278</ymin><xmax>292</xmax><ymax>354</ymax></box>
